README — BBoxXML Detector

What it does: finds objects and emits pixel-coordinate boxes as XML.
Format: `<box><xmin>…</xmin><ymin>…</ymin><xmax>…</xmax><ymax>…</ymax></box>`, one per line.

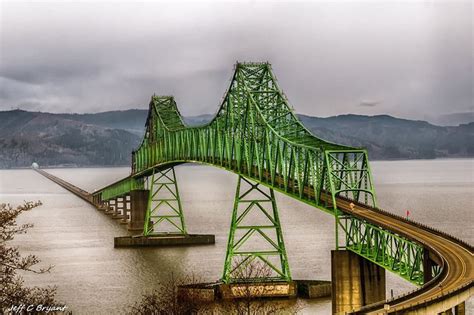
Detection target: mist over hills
<box><xmin>0</xmin><ymin>109</ymin><xmax>472</xmax><ymax>168</ymax></box>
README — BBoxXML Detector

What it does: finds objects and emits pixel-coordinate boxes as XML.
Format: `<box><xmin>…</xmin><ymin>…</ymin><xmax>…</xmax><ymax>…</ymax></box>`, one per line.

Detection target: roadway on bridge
<box><xmin>335</xmin><ymin>197</ymin><xmax>473</xmax><ymax>314</ymax></box>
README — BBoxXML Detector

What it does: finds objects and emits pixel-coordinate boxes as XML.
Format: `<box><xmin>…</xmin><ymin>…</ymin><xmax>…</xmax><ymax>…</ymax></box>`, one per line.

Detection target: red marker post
<box><xmin>406</xmin><ymin>209</ymin><xmax>410</xmax><ymax>220</ymax></box>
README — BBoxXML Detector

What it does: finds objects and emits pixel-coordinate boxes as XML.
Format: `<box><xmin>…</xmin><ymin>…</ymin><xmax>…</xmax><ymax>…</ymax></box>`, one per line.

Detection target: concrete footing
<box><xmin>178</xmin><ymin>283</ymin><xmax>218</xmax><ymax>302</ymax></box>
<box><xmin>178</xmin><ymin>280</ymin><xmax>332</xmax><ymax>303</ymax></box>
<box><xmin>178</xmin><ymin>281</ymin><xmax>297</xmax><ymax>302</ymax></box>
<box><xmin>219</xmin><ymin>281</ymin><xmax>297</xmax><ymax>299</ymax></box>
<box><xmin>114</xmin><ymin>234</ymin><xmax>215</xmax><ymax>248</ymax></box>
<box><xmin>331</xmin><ymin>250</ymin><xmax>386</xmax><ymax>314</ymax></box>
<box><xmin>295</xmin><ymin>280</ymin><xmax>331</xmax><ymax>299</ymax></box>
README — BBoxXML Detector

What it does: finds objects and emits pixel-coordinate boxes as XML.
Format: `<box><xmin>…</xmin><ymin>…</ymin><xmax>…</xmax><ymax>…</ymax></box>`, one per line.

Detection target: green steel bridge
<box><xmin>91</xmin><ymin>63</ymin><xmax>473</xmax><ymax>314</ymax></box>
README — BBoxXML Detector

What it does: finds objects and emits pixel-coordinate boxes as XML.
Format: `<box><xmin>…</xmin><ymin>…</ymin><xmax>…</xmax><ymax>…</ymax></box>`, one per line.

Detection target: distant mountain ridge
<box><xmin>0</xmin><ymin>109</ymin><xmax>472</xmax><ymax>168</ymax></box>
<box><xmin>0</xmin><ymin>110</ymin><xmax>140</xmax><ymax>168</ymax></box>
<box><xmin>298</xmin><ymin>114</ymin><xmax>473</xmax><ymax>159</ymax></box>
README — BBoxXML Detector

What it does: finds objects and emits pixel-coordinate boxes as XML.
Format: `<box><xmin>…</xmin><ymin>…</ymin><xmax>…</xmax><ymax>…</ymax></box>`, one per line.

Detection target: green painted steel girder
<box><xmin>94</xmin><ymin>62</ymin><xmax>439</xmax><ymax>286</ymax></box>
<box><xmin>99</xmin><ymin>177</ymin><xmax>144</xmax><ymax>200</ymax></box>
<box><xmin>342</xmin><ymin>215</ymin><xmax>425</xmax><ymax>285</ymax></box>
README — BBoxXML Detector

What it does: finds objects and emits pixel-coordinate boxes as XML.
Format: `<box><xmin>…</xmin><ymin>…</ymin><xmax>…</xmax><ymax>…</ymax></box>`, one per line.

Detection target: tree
<box><xmin>219</xmin><ymin>258</ymin><xmax>301</xmax><ymax>315</ymax></box>
<box><xmin>130</xmin><ymin>260</ymin><xmax>301</xmax><ymax>315</ymax></box>
<box><xmin>129</xmin><ymin>273</ymin><xmax>209</xmax><ymax>315</ymax></box>
<box><xmin>0</xmin><ymin>201</ymin><xmax>57</xmax><ymax>311</ymax></box>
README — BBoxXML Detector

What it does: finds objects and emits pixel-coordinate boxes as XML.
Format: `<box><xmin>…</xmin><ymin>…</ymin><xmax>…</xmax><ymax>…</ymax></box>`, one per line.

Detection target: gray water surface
<box><xmin>1</xmin><ymin>159</ymin><xmax>473</xmax><ymax>314</ymax></box>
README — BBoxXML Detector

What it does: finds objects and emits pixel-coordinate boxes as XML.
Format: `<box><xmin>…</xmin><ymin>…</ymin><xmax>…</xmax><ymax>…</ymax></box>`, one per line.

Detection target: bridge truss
<box><xmin>93</xmin><ymin>62</ymin><xmax>439</xmax><ymax>286</ymax></box>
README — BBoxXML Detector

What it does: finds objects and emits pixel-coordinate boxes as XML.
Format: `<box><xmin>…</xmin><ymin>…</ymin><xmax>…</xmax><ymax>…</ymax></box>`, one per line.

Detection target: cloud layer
<box><xmin>1</xmin><ymin>0</ymin><xmax>472</xmax><ymax>122</ymax></box>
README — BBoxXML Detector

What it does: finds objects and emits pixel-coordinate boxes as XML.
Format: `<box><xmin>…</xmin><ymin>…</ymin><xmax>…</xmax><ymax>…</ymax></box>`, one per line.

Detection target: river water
<box><xmin>1</xmin><ymin>159</ymin><xmax>473</xmax><ymax>314</ymax></box>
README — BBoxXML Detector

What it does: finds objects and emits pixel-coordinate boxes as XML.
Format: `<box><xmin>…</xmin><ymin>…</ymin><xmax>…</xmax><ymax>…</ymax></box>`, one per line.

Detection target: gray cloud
<box><xmin>0</xmin><ymin>0</ymin><xmax>472</xmax><ymax>122</ymax></box>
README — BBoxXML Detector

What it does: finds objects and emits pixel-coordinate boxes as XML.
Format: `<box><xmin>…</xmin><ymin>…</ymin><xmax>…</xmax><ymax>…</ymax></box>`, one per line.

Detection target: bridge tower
<box><xmin>222</xmin><ymin>176</ymin><xmax>291</xmax><ymax>283</ymax></box>
<box><xmin>144</xmin><ymin>167</ymin><xmax>187</xmax><ymax>236</ymax></box>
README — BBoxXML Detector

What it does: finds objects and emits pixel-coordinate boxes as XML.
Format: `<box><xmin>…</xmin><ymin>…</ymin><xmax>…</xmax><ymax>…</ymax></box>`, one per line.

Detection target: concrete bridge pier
<box><xmin>92</xmin><ymin>194</ymin><xmax>102</xmax><ymax>208</ymax></box>
<box><xmin>93</xmin><ymin>194</ymin><xmax>108</xmax><ymax>211</ymax></box>
<box><xmin>424</xmin><ymin>247</ymin><xmax>435</xmax><ymax>283</ymax></box>
<box><xmin>127</xmin><ymin>189</ymin><xmax>149</xmax><ymax>232</ymax></box>
<box><xmin>438</xmin><ymin>302</ymin><xmax>466</xmax><ymax>315</ymax></box>
<box><xmin>454</xmin><ymin>302</ymin><xmax>466</xmax><ymax>315</ymax></box>
<box><xmin>105</xmin><ymin>199</ymin><xmax>116</xmax><ymax>215</ymax></box>
<box><xmin>112</xmin><ymin>196</ymin><xmax>125</xmax><ymax>219</ymax></box>
<box><xmin>331</xmin><ymin>250</ymin><xmax>386</xmax><ymax>314</ymax></box>
<box><xmin>120</xmin><ymin>195</ymin><xmax>131</xmax><ymax>224</ymax></box>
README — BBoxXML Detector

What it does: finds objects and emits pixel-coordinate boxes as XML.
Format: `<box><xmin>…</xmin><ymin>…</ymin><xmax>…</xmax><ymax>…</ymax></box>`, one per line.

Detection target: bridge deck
<box><xmin>334</xmin><ymin>197</ymin><xmax>473</xmax><ymax>314</ymax></box>
<box><xmin>34</xmin><ymin>168</ymin><xmax>93</xmax><ymax>205</ymax></box>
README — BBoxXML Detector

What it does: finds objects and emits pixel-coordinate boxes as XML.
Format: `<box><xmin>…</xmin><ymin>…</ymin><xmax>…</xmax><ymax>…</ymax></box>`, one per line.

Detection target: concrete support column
<box><xmin>440</xmin><ymin>302</ymin><xmax>466</xmax><ymax>315</ymax></box>
<box><xmin>105</xmin><ymin>199</ymin><xmax>116</xmax><ymax>215</ymax></box>
<box><xmin>96</xmin><ymin>200</ymin><xmax>106</xmax><ymax>211</ymax></box>
<box><xmin>455</xmin><ymin>302</ymin><xmax>466</xmax><ymax>315</ymax></box>
<box><xmin>94</xmin><ymin>194</ymin><xmax>107</xmax><ymax>211</ymax></box>
<box><xmin>423</xmin><ymin>247</ymin><xmax>434</xmax><ymax>283</ymax></box>
<box><xmin>331</xmin><ymin>250</ymin><xmax>386</xmax><ymax>314</ymax></box>
<box><xmin>128</xmin><ymin>189</ymin><xmax>149</xmax><ymax>232</ymax></box>
<box><xmin>123</xmin><ymin>195</ymin><xmax>130</xmax><ymax>220</ymax></box>
<box><xmin>105</xmin><ymin>200</ymin><xmax>111</xmax><ymax>212</ymax></box>
<box><xmin>113</xmin><ymin>197</ymin><xmax>125</xmax><ymax>219</ymax></box>
<box><xmin>120</xmin><ymin>195</ymin><xmax>131</xmax><ymax>224</ymax></box>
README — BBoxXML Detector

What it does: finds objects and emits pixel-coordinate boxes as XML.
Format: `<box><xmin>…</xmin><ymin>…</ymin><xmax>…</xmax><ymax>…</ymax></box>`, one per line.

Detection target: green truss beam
<box><xmin>94</xmin><ymin>62</ymin><xmax>440</xmax><ymax>286</ymax></box>
<box><xmin>99</xmin><ymin>177</ymin><xmax>144</xmax><ymax>200</ymax></box>
<box><xmin>341</xmin><ymin>215</ymin><xmax>425</xmax><ymax>285</ymax></box>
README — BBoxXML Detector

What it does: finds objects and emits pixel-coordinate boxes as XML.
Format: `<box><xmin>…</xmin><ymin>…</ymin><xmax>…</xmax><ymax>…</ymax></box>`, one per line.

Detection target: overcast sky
<box><xmin>0</xmin><ymin>0</ymin><xmax>472</xmax><ymax>122</ymax></box>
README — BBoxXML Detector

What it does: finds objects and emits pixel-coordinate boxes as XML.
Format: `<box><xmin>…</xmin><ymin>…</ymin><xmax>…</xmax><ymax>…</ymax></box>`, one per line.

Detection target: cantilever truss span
<box><xmin>94</xmin><ymin>63</ymin><xmax>441</xmax><ymax>288</ymax></box>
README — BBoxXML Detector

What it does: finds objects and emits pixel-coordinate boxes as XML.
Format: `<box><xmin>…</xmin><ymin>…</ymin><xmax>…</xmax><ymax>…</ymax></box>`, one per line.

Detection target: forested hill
<box><xmin>0</xmin><ymin>109</ymin><xmax>472</xmax><ymax>168</ymax></box>
<box><xmin>298</xmin><ymin>114</ymin><xmax>473</xmax><ymax>160</ymax></box>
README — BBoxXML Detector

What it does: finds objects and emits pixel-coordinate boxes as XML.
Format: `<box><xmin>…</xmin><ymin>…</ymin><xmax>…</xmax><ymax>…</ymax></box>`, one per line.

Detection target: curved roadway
<box><xmin>334</xmin><ymin>197</ymin><xmax>473</xmax><ymax>314</ymax></box>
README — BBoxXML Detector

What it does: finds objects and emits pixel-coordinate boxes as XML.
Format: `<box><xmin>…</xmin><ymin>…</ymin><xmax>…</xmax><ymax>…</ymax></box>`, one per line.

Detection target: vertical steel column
<box><xmin>143</xmin><ymin>167</ymin><xmax>187</xmax><ymax>236</ymax></box>
<box><xmin>222</xmin><ymin>175</ymin><xmax>291</xmax><ymax>283</ymax></box>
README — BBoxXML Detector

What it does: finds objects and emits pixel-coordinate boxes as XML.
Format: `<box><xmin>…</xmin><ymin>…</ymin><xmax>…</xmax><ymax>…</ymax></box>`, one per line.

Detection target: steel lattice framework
<box><xmin>94</xmin><ymin>62</ymin><xmax>439</xmax><ymax>286</ymax></box>
<box><xmin>223</xmin><ymin>175</ymin><xmax>291</xmax><ymax>283</ymax></box>
<box><xmin>144</xmin><ymin>167</ymin><xmax>187</xmax><ymax>236</ymax></box>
